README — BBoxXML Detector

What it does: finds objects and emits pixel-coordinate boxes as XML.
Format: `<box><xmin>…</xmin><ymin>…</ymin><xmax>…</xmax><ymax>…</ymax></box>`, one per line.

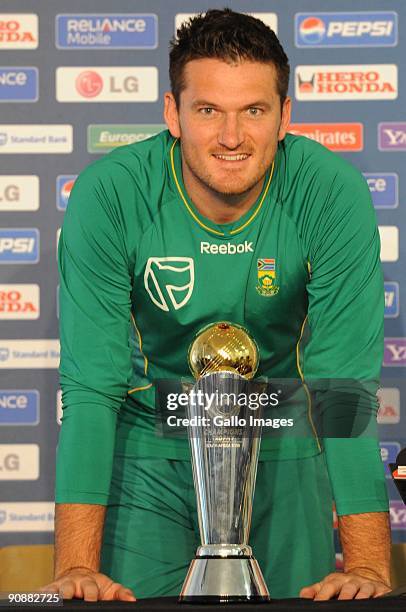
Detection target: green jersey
<box><xmin>56</xmin><ymin>130</ymin><xmax>388</xmax><ymax>513</ymax></box>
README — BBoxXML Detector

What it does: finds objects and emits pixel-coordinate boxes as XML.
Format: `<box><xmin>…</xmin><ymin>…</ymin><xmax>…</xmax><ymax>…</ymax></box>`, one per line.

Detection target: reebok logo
<box><xmin>200</xmin><ymin>241</ymin><xmax>253</xmax><ymax>255</ymax></box>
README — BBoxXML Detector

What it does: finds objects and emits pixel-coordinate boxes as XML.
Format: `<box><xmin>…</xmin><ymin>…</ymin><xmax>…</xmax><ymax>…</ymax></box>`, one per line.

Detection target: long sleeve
<box><xmin>56</xmin><ymin>162</ymin><xmax>133</xmax><ymax>504</ymax></box>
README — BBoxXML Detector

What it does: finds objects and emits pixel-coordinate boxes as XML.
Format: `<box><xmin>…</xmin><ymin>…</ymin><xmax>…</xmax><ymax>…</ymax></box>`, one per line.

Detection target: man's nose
<box><xmin>217</xmin><ymin>115</ymin><xmax>244</xmax><ymax>149</ymax></box>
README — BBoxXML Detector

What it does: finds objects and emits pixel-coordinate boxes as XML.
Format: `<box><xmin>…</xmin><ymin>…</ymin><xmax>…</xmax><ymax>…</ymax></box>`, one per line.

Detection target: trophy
<box><xmin>179</xmin><ymin>322</ymin><xmax>270</xmax><ymax>603</ymax></box>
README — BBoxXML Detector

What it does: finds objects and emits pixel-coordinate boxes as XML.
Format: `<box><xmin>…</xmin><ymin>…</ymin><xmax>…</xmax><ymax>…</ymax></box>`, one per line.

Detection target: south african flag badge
<box><xmin>256</xmin><ymin>258</ymin><xmax>279</xmax><ymax>297</ymax></box>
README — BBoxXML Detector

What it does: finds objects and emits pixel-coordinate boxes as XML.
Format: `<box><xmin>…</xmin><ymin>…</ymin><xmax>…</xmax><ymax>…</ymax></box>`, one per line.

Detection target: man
<box><xmin>47</xmin><ymin>9</ymin><xmax>391</xmax><ymax>602</ymax></box>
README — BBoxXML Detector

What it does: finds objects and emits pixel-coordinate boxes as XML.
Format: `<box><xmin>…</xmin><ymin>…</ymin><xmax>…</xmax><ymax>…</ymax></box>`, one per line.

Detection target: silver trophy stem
<box><xmin>179</xmin><ymin>372</ymin><xmax>270</xmax><ymax>603</ymax></box>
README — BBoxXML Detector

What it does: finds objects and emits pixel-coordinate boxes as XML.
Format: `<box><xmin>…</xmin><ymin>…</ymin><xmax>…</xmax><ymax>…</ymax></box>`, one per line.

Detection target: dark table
<box><xmin>3</xmin><ymin>593</ymin><xmax>406</xmax><ymax>612</ymax></box>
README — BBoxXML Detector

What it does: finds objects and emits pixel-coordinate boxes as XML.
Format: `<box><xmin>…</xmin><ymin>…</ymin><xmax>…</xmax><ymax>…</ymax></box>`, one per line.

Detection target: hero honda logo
<box><xmin>0</xmin><ymin>14</ymin><xmax>38</xmax><ymax>49</ymax></box>
<box><xmin>0</xmin><ymin>229</ymin><xmax>39</xmax><ymax>264</ymax></box>
<box><xmin>295</xmin><ymin>65</ymin><xmax>397</xmax><ymax>101</ymax></box>
<box><xmin>144</xmin><ymin>257</ymin><xmax>194</xmax><ymax>312</ymax></box>
<box><xmin>0</xmin><ymin>285</ymin><xmax>39</xmax><ymax>320</ymax></box>
<box><xmin>56</xmin><ymin>14</ymin><xmax>157</xmax><ymax>49</ymax></box>
<box><xmin>295</xmin><ymin>12</ymin><xmax>397</xmax><ymax>47</ymax></box>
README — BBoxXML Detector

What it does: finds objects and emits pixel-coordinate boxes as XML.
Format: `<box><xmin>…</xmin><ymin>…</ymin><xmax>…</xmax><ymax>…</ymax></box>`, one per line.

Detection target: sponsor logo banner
<box><xmin>56</xmin><ymin>14</ymin><xmax>157</xmax><ymax>49</ymax></box>
<box><xmin>0</xmin><ymin>229</ymin><xmax>39</xmax><ymax>264</ymax></box>
<box><xmin>295</xmin><ymin>12</ymin><xmax>398</xmax><ymax>48</ymax></box>
<box><xmin>0</xmin><ymin>125</ymin><xmax>73</xmax><ymax>154</ymax></box>
<box><xmin>390</xmin><ymin>501</ymin><xmax>406</xmax><ymax>529</ymax></box>
<box><xmin>384</xmin><ymin>282</ymin><xmax>400</xmax><ymax>318</ymax></box>
<box><xmin>56</xmin><ymin>67</ymin><xmax>158</xmax><ymax>103</ymax></box>
<box><xmin>0</xmin><ymin>502</ymin><xmax>54</xmax><ymax>532</ymax></box>
<box><xmin>289</xmin><ymin>123</ymin><xmax>363</xmax><ymax>151</ymax></box>
<box><xmin>0</xmin><ymin>14</ymin><xmax>38</xmax><ymax>49</ymax></box>
<box><xmin>175</xmin><ymin>13</ymin><xmax>277</xmax><ymax>34</ymax></box>
<box><xmin>56</xmin><ymin>175</ymin><xmax>77</xmax><ymax>210</ymax></box>
<box><xmin>0</xmin><ymin>340</ymin><xmax>60</xmax><ymax>369</ymax></box>
<box><xmin>377</xmin><ymin>388</ymin><xmax>400</xmax><ymax>424</ymax></box>
<box><xmin>0</xmin><ymin>390</ymin><xmax>39</xmax><ymax>425</ymax></box>
<box><xmin>379</xmin><ymin>226</ymin><xmax>399</xmax><ymax>262</ymax></box>
<box><xmin>0</xmin><ymin>67</ymin><xmax>38</xmax><ymax>102</ymax></box>
<box><xmin>378</xmin><ymin>122</ymin><xmax>406</xmax><ymax>151</ymax></box>
<box><xmin>0</xmin><ymin>176</ymin><xmax>39</xmax><ymax>211</ymax></box>
<box><xmin>88</xmin><ymin>124</ymin><xmax>165</xmax><ymax>153</ymax></box>
<box><xmin>295</xmin><ymin>65</ymin><xmax>397</xmax><ymax>101</ymax></box>
<box><xmin>380</xmin><ymin>442</ymin><xmax>401</xmax><ymax>477</ymax></box>
<box><xmin>384</xmin><ymin>338</ymin><xmax>406</xmax><ymax>367</ymax></box>
<box><xmin>363</xmin><ymin>173</ymin><xmax>398</xmax><ymax>209</ymax></box>
<box><xmin>0</xmin><ymin>284</ymin><xmax>39</xmax><ymax>320</ymax></box>
<box><xmin>0</xmin><ymin>444</ymin><xmax>39</xmax><ymax>480</ymax></box>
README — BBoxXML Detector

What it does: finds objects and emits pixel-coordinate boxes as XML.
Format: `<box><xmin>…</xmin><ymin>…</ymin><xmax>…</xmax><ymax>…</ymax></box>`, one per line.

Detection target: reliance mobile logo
<box><xmin>295</xmin><ymin>65</ymin><xmax>397</xmax><ymax>101</ymax></box>
<box><xmin>0</xmin><ymin>390</ymin><xmax>39</xmax><ymax>425</ymax></box>
<box><xmin>0</xmin><ymin>229</ymin><xmax>39</xmax><ymax>264</ymax></box>
<box><xmin>56</xmin><ymin>14</ymin><xmax>157</xmax><ymax>49</ymax></box>
<box><xmin>378</xmin><ymin>123</ymin><xmax>406</xmax><ymax>151</ymax></box>
<box><xmin>56</xmin><ymin>67</ymin><xmax>158</xmax><ymax>103</ymax></box>
<box><xmin>56</xmin><ymin>175</ymin><xmax>77</xmax><ymax>210</ymax></box>
<box><xmin>377</xmin><ymin>388</ymin><xmax>400</xmax><ymax>424</ymax></box>
<box><xmin>384</xmin><ymin>282</ymin><xmax>399</xmax><ymax>318</ymax></box>
<box><xmin>289</xmin><ymin>123</ymin><xmax>363</xmax><ymax>151</ymax></box>
<box><xmin>384</xmin><ymin>339</ymin><xmax>406</xmax><ymax>367</ymax></box>
<box><xmin>363</xmin><ymin>173</ymin><xmax>398</xmax><ymax>209</ymax></box>
<box><xmin>0</xmin><ymin>68</ymin><xmax>38</xmax><ymax>102</ymax></box>
<box><xmin>0</xmin><ymin>14</ymin><xmax>38</xmax><ymax>49</ymax></box>
<box><xmin>295</xmin><ymin>12</ymin><xmax>397</xmax><ymax>47</ymax></box>
<box><xmin>0</xmin><ymin>284</ymin><xmax>40</xmax><ymax>320</ymax></box>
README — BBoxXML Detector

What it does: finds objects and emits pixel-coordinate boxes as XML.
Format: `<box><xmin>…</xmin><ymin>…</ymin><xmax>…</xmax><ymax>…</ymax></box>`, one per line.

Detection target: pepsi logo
<box><xmin>299</xmin><ymin>17</ymin><xmax>326</xmax><ymax>44</ymax></box>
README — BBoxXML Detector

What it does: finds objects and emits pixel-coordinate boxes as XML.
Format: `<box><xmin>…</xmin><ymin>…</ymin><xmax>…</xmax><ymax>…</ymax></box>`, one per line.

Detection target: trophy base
<box><xmin>179</xmin><ymin>557</ymin><xmax>270</xmax><ymax>604</ymax></box>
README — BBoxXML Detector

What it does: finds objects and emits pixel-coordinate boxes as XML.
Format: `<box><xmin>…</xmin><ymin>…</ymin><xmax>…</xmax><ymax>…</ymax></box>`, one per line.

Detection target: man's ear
<box><xmin>164</xmin><ymin>92</ymin><xmax>181</xmax><ymax>138</ymax></box>
<box><xmin>278</xmin><ymin>96</ymin><xmax>291</xmax><ymax>141</ymax></box>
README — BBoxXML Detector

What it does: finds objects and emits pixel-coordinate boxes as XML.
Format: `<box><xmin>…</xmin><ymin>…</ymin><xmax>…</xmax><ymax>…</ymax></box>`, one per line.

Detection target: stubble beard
<box><xmin>181</xmin><ymin>144</ymin><xmax>270</xmax><ymax>199</ymax></box>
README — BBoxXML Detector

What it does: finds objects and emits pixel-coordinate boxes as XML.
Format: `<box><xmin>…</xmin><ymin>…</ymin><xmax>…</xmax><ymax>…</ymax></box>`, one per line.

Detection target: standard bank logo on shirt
<box><xmin>144</xmin><ymin>257</ymin><xmax>194</xmax><ymax>312</ymax></box>
<box><xmin>0</xmin><ymin>229</ymin><xmax>39</xmax><ymax>264</ymax></box>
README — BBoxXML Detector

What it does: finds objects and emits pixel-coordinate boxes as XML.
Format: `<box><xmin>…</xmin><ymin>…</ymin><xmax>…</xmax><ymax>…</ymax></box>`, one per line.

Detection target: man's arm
<box><xmin>42</xmin><ymin>504</ymin><xmax>136</xmax><ymax>602</ymax></box>
<box><xmin>300</xmin><ymin>512</ymin><xmax>391</xmax><ymax>600</ymax></box>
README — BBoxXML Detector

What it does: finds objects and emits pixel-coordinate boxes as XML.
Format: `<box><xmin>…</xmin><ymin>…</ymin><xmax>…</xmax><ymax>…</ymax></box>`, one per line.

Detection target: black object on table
<box><xmin>3</xmin><ymin>594</ymin><xmax>406</xmax><ymax>612</ymax></box>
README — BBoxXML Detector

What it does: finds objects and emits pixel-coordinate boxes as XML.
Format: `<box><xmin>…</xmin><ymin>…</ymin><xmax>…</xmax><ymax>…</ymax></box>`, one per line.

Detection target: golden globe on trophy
<box><xmin>179</xmin><ymin>322</ymin><xmax>270</xmax><ymax>604</ymax></box>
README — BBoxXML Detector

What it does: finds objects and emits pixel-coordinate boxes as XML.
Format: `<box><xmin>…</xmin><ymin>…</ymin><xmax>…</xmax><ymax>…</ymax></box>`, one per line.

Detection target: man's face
<box><xmin>165</xmin><ymin>58</ymin><xmax>291</xmax><ymax>197</ymax></box>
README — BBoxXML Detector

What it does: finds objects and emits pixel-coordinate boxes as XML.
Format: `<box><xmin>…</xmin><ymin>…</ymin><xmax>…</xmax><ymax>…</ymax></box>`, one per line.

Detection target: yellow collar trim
<box><xmin>170</xmin><ymin>138</ymin><xmax>275</xmax><ymax>237</ymax></box>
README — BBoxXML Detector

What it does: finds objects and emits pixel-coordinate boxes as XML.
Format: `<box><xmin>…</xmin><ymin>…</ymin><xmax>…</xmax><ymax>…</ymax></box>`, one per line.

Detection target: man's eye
<box><xmin>199</xmin><ymin>107</ymin><xmax>215</xmax><ymax>115</ymax></box>
<box><xmin>247</xmin><ymin>108</ymin><xmax>262</xmax><ymax>116</ymax></box>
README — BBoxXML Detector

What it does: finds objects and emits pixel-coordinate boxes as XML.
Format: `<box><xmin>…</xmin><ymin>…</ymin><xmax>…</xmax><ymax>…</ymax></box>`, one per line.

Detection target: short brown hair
<box><xmin>169</xmin><ymin>8</ymin><xmax>290</xmax><ymax>107</ymax></box>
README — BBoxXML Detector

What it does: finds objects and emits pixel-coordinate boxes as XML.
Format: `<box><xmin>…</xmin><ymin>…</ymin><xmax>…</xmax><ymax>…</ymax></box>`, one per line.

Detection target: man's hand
<box><xmin>41</xmin><ymin>568</ymin><xmax>136</xmax><ymax>602</ymax></box>
<box><xmin>300</xmin><ymin>571</ymin><xmax>391</xmax><ymax>601</ymax></box>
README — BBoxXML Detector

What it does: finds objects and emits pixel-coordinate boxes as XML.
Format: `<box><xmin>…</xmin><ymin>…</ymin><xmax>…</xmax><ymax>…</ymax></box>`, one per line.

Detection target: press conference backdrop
<box><xmin>0</xmin><ymin>0</ymin><xmax>405</xmax><ymax>555</ymax></box>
